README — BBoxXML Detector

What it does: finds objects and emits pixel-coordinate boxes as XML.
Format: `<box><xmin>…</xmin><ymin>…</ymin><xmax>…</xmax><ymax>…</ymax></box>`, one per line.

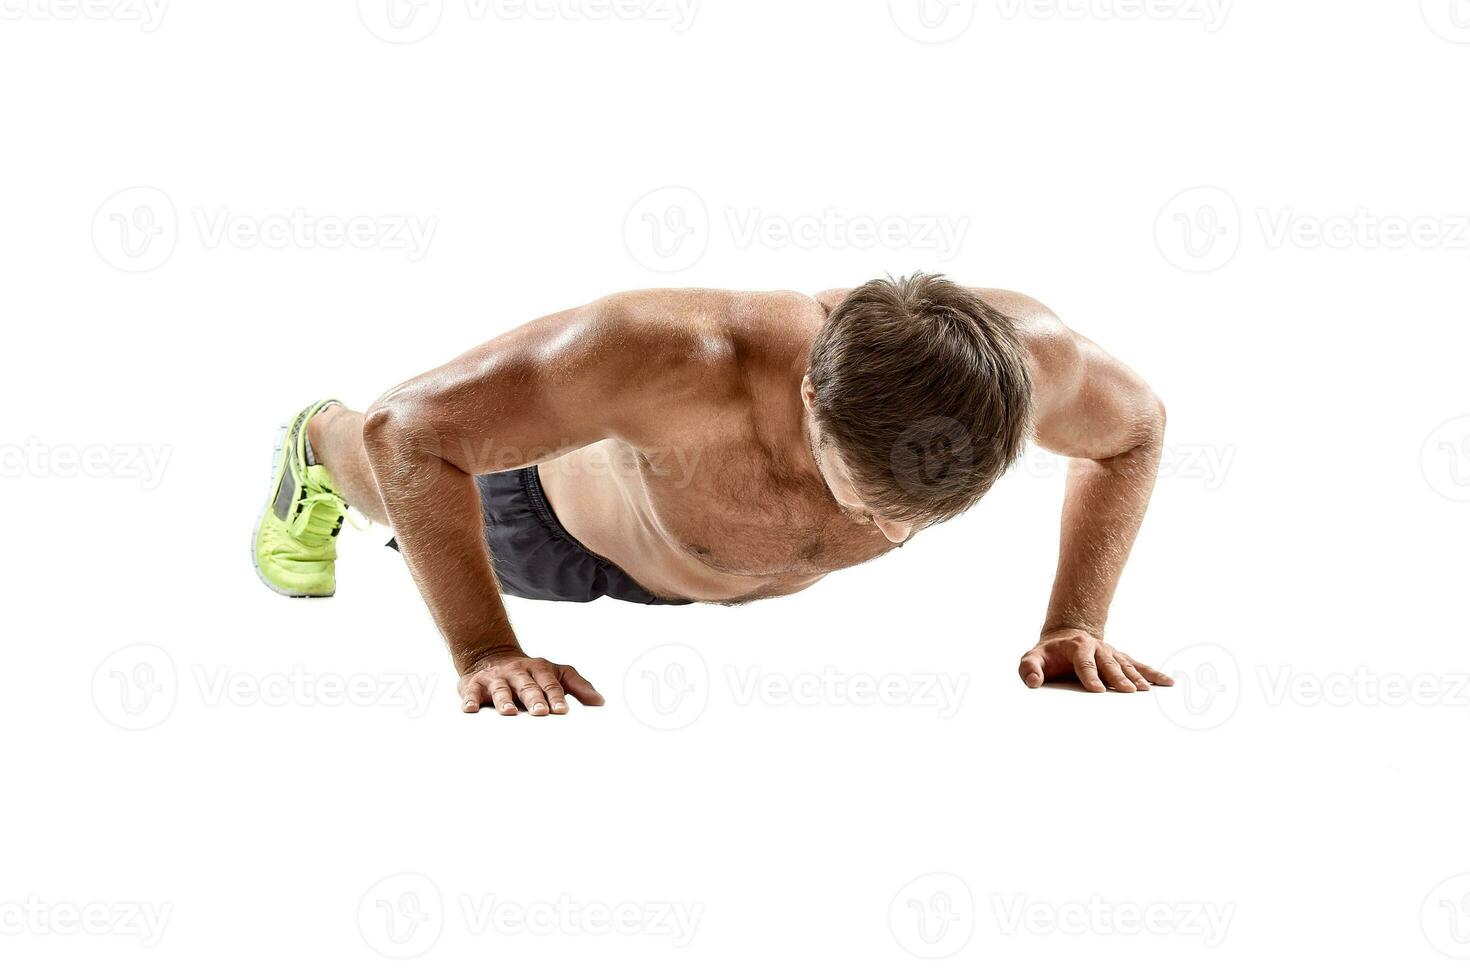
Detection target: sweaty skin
<box><xmin>327</xmin><ymin>287</ymin><xmax>1172</xmax><ymax>715</ymax></box>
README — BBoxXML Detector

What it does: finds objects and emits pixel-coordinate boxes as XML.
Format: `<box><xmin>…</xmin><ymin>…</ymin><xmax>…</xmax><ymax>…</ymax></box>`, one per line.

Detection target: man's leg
<box><xmin>307</xmin><ymin>405</ymin><xmax>389</xmax><ymax>526</ymax></box>
<box><xmin>254</xmin><ymin>398</ymin><xmax>366</xmax><ymax>598</ymax></box>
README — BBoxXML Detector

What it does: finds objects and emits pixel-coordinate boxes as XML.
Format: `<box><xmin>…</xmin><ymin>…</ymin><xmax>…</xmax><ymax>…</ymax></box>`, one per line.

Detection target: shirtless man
<box><xmin>252</xmin><ymin>273</ymin><xmax>1173</xmax><ymax>715</ymax></box>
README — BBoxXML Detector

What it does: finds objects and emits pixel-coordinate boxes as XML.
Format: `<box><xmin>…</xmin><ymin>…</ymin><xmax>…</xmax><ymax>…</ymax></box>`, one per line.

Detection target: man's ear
<box><xmin>800</xmin><ymin>374</ymin><xmax>816</xmax><ymax>409</ymax></box>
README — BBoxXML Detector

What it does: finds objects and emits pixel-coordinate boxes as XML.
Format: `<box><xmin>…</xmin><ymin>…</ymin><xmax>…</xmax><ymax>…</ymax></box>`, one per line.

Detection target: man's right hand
<box><xmin>457</xmin><ymin>648</ymin><xmax>606</xmax><ymax>716</ymax></box>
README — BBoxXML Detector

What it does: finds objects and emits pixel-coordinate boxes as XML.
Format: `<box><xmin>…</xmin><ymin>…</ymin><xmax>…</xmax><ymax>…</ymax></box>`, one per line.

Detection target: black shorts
<box><xmin>388</xmin><ymin>466</ymin><xmax>688</xmax><ymax>605</ymax></box>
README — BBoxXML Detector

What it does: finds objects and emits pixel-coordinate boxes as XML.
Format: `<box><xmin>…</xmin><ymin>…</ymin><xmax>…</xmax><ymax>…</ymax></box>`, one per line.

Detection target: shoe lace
<box><xmin>288</xmin><ymin>489</ymin><xmax>348</xmax><ymax>546</ymax></box>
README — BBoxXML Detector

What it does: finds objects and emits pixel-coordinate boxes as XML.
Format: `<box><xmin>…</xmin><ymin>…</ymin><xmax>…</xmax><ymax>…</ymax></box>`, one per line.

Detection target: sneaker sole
<box><xmin>251</xmin><ymin>418</ymin><xmax>335</xmax><ymax>599</ymax></box>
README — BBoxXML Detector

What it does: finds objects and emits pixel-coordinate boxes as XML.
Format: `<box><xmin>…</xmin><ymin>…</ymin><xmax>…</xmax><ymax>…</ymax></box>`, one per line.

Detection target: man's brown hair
<box><xmin>808</xmin><ymin>273</ymin><xmax>1034</xmax><ymax>525</ymax></box>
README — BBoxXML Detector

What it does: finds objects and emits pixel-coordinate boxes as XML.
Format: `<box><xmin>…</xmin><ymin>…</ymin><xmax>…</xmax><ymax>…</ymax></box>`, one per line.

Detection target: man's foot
<box><xmin>252</xmin><ymin>400</ymin><xmax>351</xmax><ymax>597</ymax></box>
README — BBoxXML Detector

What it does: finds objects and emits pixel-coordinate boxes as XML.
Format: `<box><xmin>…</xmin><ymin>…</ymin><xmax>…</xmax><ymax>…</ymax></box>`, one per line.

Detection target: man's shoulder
<box><xmin>600</xmin><ymin>286</ymin><xmax>824</xmax><ymax>368</ymax></box>
<box><xmin>595</xmin><ymin>288</ymin><xmax>736</xmax><ymax>358</ymax></box>
<box><xmin>972</xmin><ymin>287</ymin><xmax>1056</xmax><ymax>325</ymax></box>
<box><xmin>573</xmin><ymin>288</ymin><xmax>818</xmax><ymax>443</ymax></box>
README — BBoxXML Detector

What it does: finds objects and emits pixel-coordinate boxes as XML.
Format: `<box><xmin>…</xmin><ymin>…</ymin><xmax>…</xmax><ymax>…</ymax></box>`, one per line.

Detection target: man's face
<box><xmin>801</xmin><ymin>377</ymin><xmax>916</xmax><ymax>545</ymax></box>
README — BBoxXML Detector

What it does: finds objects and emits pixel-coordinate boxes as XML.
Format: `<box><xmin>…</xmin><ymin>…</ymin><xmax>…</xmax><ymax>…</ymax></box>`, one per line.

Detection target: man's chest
<box><xmin>637</xmin><ymin>444</ymin><xmax>895</xmax><ymax>579</ymax></box>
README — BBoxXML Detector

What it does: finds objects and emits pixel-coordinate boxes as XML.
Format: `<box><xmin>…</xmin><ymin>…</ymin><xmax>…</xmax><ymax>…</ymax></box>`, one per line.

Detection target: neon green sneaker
<box><xmin>252</xmin><ymin>399</ymin><xmax>351</xmax><ymax>597</ymax></box>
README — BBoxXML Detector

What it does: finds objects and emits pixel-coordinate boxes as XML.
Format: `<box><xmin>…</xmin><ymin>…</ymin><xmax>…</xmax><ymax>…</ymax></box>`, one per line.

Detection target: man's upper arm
<box><xmin>369</xmin><ymin>292</ymin><xmax>717</xmax><ymax>474</ymax></box>
<box><xmin>982</xmin><ymin>290</ymin><xmax>1165</xmax><ymax>462</ymax></box>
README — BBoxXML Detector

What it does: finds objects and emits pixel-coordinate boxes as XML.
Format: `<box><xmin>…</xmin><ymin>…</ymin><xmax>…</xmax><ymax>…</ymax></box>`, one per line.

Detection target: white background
<box><xmin>3</xmin><ymin>0</ymin><xmax>1469</xmax><ymax>975</ymax></box>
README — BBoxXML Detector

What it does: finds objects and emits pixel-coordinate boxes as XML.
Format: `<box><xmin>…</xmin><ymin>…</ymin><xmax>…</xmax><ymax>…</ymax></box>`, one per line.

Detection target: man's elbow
<box><xmin>362</xmin><ymin>389</ymin><xmax>437</xmax><ymax>464</ymax></box>
<box><xmin>361</xmin><ymin>395</ymin><xmax>403</xmax><ymax>455</ymax></box>
<box><xmin>1117</xmin><ymin>391</ymin><xmax>1166</xmax><ymax>461</ymax></box>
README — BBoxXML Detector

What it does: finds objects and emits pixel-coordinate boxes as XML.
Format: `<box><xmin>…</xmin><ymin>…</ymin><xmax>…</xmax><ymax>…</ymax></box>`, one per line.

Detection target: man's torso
<box><xmin>534</xmin><ymin>286</ymin><xmax>1047</xmax><ymax>603</ymax></box>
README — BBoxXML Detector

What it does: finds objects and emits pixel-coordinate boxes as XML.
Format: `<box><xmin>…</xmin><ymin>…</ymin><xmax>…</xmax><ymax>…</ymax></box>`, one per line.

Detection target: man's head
<box><xmin>803</xmin><ymin>273</ymin><xmax>1034</xmax><ymax>543</ymax></box>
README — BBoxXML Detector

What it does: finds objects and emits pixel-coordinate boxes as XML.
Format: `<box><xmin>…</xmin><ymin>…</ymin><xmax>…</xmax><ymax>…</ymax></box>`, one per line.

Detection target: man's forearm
<box><xmin>362</xmin><ymin>402</ymin><xmax>519</xmax><ymax>675</ymax></box>
<box><xmin>1042</xmin><ymin>432</ymin><xmax>1163</xmax><ymax>638</ymax></box>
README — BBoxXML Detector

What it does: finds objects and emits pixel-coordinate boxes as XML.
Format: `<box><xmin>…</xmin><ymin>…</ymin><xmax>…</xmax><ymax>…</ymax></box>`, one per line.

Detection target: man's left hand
<box><xmin>1018</xmin><ymin>628</ymin><xmax>1173</xmax><ymax>693</ymax></box>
